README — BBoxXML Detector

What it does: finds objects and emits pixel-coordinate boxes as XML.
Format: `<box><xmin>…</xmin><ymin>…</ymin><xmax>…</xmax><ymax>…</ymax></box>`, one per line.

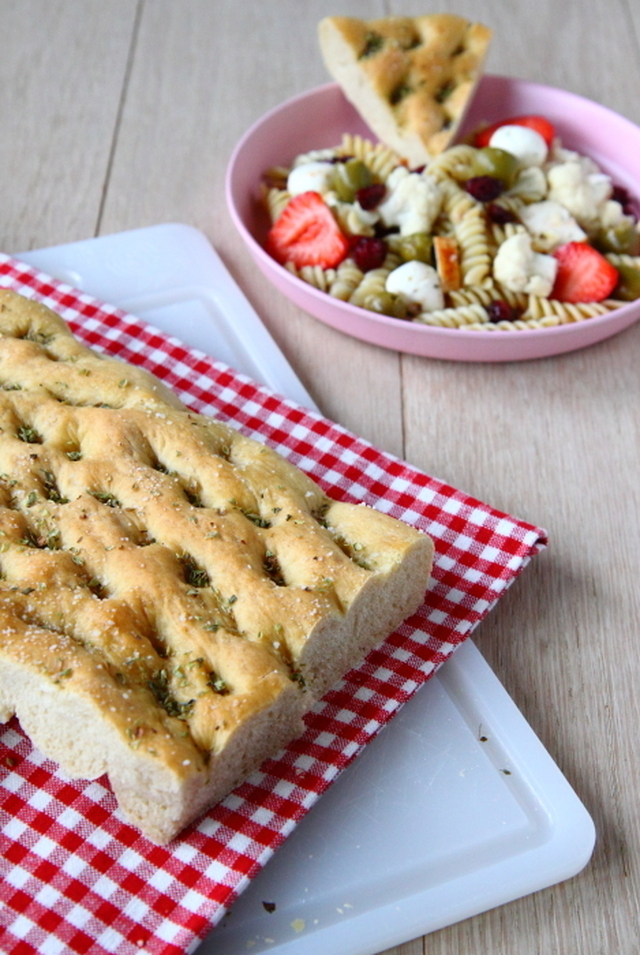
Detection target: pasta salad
<box><xmin>261</xmin><ymin>115</ymin><xmax>640</xmax><ymax>331</ymax></box>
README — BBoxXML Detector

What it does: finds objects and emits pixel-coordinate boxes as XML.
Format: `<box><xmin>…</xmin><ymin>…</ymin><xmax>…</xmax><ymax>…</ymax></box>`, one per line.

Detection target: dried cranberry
<box><xmin>356</xmin><ymin>182</ymin><xmax>387</xmax><ymax>210</ymax></box>
<box><xmin>612</xmin><ymin>184</ymin><xmax>639</xmax><ymax>219</ymax></box>
<box><xmin>375</xmin><ymin>224</ymin><xmax>399</xmax><ymax>237</ymax></box>
<box><xmin>464</xmin><ymin>176</ymin><xmax>505</xmax><ymax>203</ymax></box>
<box><xmin>487</xmin><ymin>299</ymin><xmax>517</xmax><ymax>323</ymax></box>
<box><xmin>352</xmin><ymin>237</ymin><xmax>388</xmax><ymax>272</ymax></box>
<box><xmin>486</xmin><ymin>202</ymin><xmax>518</xmax><ymax>225</ymax></box>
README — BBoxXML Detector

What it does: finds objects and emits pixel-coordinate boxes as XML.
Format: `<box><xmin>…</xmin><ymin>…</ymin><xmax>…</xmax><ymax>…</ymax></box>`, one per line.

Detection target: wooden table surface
<box><xmin>2</xmin><ymin>1</ymin><xmax>639</xmax><ymax>953</ymax></box>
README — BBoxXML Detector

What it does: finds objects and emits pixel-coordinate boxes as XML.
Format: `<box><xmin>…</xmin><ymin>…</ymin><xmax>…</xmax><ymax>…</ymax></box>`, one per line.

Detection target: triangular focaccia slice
<box><xmin>318</xmin><ymin>14</ymin><xmax>492</xmax><ymax>166</ymax></box>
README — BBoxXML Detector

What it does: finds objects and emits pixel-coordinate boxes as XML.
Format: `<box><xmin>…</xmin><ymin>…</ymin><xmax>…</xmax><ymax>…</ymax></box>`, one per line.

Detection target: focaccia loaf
<box><xmin>0</xmin><ymin>290</ymin><xmax>434</xmax><ymax>843</ymax></box>
<box><xmin>318</xmin><ymin>14</ymin><xmax>492</xmax><ymax>166</ymax></box>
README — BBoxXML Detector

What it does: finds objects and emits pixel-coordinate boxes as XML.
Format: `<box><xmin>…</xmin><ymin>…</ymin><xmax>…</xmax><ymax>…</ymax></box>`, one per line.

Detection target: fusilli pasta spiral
<box><xmin>338</xmin><ymin>133</ymin><xmax>400</xmax><ymax>182</ymax></box>
<box><xmin>329</xmin><ymin>258</ymin><xmax>364</xmax><ymax>301</ymax></box>
<box><xmin>522</xmin><ymin>296</ymin><xmax>622</xmax><ymax>324</ymax></box>
<box><xmin>425</xmin><ymin>144</ymin><xmax>477</xmax><ymax>183</ymax></box>
<box><xmin>454</xmin><ymin>204</ymin><xmax>493</xmax><ymax>286</ymax></box>
<box><xmin>414</xmin><ymin>303</ymin><xmax>489</xmax><ymax>327</ymax></box>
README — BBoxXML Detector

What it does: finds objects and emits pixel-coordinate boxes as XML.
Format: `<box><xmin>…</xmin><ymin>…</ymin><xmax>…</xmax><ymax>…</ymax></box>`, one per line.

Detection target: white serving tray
<box><xmin>17</xmin><ymin>224</ymin><xmax>596</xmax><ymax>955</ymax></box>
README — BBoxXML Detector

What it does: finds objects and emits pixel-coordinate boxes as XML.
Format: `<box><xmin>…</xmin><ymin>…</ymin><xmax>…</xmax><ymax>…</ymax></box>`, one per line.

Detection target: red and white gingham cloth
<box><xmin>0</xmin><ymin>255</ymin><xmax>547</xmax><ymax>955</ymax></box>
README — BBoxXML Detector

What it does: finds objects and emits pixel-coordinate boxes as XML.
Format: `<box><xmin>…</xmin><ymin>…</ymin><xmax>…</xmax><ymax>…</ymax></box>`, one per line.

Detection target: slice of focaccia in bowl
<box><xmin>0</xmin><ymin>289</ymin><xmax>434</xmax><ymax>843</ymax></box>
<box><xmin>318</xmin><ymin>14</ymin><xmax>492</xmax><ymax>167</ymax></box>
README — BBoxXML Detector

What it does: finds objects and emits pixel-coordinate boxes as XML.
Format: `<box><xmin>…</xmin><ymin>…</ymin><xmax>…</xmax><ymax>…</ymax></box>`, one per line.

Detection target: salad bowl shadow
<box><xmin>226</xmin><ymin>75</ymin><xmax>640</xmax><ymax>362</ymax></box>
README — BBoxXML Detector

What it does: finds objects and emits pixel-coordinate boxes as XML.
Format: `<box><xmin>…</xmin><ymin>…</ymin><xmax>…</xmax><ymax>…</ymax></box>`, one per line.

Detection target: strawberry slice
<box><xmin>266</xmin><ymin>191</ymin><xmax>349</xmax><ymax>269</ymax></box>
<box><xmin>551</xmin><ymin>242</ymin><xmax>619</xmax><ymax>303</ymax></box>
<box><xmin>475</xmin><ymin>115</ymin><xmax>556</xmax><ymax>149</ymax></box>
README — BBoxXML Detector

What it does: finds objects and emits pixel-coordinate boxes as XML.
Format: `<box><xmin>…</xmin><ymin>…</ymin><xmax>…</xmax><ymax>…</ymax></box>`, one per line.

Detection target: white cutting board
<box><xmin>18</xmin><ymin>223</ymin><xmax>596</xmax><ymax>955</ymax></box>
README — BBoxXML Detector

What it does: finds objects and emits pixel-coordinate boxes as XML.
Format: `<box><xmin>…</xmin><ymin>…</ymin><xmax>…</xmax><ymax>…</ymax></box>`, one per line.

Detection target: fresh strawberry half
<box><xmin>552</xmin><ymin>242</ymin><xmax>619</xmax><ymax>303</ymax></box>
<box><xmin>475</xmin><ymin>114</ymin><xmax>556</xmax><ymax>149</ymax></box>
<box><xmin>266</xmin><ymin>191</ymin><xmax>349</xmax><ymax>269</ymax></box>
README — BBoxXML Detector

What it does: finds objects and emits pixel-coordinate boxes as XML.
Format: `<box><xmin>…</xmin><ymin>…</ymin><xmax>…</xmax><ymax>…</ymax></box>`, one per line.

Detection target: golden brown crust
<box><xmin>318</xmin><ymin>14</ymin><xmax>493</xmax><ymax>166</ymax></box>
<box><xmin>0</xmin><ymin>290</ymin><xmax>434</xmax><ymax>842</ymax></box>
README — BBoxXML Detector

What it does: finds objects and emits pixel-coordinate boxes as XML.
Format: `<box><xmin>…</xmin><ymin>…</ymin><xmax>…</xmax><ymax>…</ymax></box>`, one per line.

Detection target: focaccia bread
<box><xmin>318</xmin><ymin>14</ymin><xmax>492</xmax><ymax>166</ymax></box>
<box><xmin>0</xmin><ymin>289</ymin><xmax>434</xmax><ymax>843</ymax></box>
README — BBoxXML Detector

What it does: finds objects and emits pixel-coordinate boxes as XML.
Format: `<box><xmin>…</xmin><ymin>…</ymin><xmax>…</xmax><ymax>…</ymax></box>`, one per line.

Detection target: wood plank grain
<box><xmin>0</xmin><ymin>0</ymin><xmax>139</xmax><ymax>252</ymax></box>
<box><xmin>394</xmin><ymin>2</ymin><xmax>640</xmax><ymax>953</ymax></box>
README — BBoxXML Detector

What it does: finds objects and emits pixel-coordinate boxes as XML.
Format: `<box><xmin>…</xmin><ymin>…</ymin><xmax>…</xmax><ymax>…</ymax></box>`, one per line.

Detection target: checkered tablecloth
<box><xmin>0</xmin><ymin>255</ymin><xmax>547</xmax><ymax>955</ymax></box>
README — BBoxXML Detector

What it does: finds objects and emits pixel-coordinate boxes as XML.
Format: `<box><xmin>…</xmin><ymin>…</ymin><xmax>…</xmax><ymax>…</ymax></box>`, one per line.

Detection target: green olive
<box><xmin>332</xmin><ymin>159</ymin><xmax>372</xmax><ymax>202</ymax></box>
<box><xmin>470</xmin><ymin>147</ymin><xmax>519</xmax><ymax>189</ymax></box>
<box><xmin>361</xmin><ymin>291</ymin><xmax>407</xmax><ymax>318</ymax></box>
<box><xmin>397</xmin><ymin>233</ymin><xmax>434</xmax><ymax>264</ymax></box>
<box><xmin>613</xmin><ymin>263</ymin><xmax>640</xmax><ymax>301</ymax></box>
<box><xmin>595</xmin><ymin>221</ymin><xmax>640</xmax><ymax>256</ymax></box>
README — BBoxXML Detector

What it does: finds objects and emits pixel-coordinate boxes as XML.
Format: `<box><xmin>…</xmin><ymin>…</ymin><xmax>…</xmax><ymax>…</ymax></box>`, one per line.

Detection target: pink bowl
<box><xmin>226</xmin><ymin>76</ymin><xmax>640</xmax><ymax>362</ymax></box>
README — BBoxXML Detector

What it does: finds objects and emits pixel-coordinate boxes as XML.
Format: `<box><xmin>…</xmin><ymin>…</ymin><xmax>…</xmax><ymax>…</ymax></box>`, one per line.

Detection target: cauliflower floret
<box><xmin>547</xmin><ymin>160</ymin><xmax>613</xmax><ymax>231</ymax></box>
<box><xmin>493</xmin><ymin>233</ymin><xmax>558</xmax><ymax>297</ymax></box>
<box><xmin>507</xmin><ymin>165</ymin><xmax>548</xmax><ymax>202</ymax></box>
<box><xmin>599</xmin><ymin>199</ymin><xmax>631</xmax><ymax>229</ymax></box>
<box><xmin>377</xmin><ymin>167</ymin><xmax>443</xmax><ymax>236</ymax></box>
<box><xmin>519</xmin><ymin>200</ymin><xmax>587</xmax><ymax>251</ymax></box>
<box><xmin>385</xmin><ymin>261</ymin><xmax>445</xmax><ymax>312</ymax></box>
<box><xmin>547</xmin><ymin>143</ymin><xmax>580</xmax><ymax>164</ymax></box>
<box><xmin>326</xmin><ymin>196</ymin><xmax>379</xmax><ymax>236</ymax></box>
<box><xmin>546</xmin><ymin>144</ymin><xmax>601</xmax><ymax>169</ymax></box>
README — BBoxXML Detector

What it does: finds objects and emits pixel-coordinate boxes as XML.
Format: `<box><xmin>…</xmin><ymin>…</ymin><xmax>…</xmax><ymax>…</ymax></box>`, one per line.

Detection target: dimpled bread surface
<box><xmin>318</xmin><ymin>14</ymin><xmax>493</xmax><ymax>166</ymax></box>
<box><xmin>0</xmin><ymin>290</ymin><xmax>434</xmax><ymax>843</ymax></box>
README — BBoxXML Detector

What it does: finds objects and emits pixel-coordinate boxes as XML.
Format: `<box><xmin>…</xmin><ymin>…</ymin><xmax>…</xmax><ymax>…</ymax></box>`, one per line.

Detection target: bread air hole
<box><xmin>402</xmin><ymin>33</ymin><xmax>422</xmax><ymax>51</ymax></box>
<box><xmin>88</xmin><ymin>489</ymin><xmax>121</xmax><ymax>509</ymax></box>
<box><xmin>311</xmin><ymin>506</ymin><xmax>373</xmax><ymax>571</ymax></box>
<box><xmin>20</xmin><ymin>328</ymin><xmax>56</xmax><ymax>348</ymax></box>
<box><xmin>147</xmin><ymin>667</ymin><xmax>196</xmax><ymax>718</ymax></box>
<box><xmin>389</xmin><ymin>82</ymin><xmax>412</xmax><ymax>106</ymax></box>
<box><xmin>16</xmin><ymin>422</ymin><xmax>43</xmax><ymax>444</ymax></box>
<box><xmin>18</xmin><ymin>523</ymin><xmax>60</xmax><ymax>551</ymax></box>
<box><xmin>56</xmin><ymin>397</ymin><xmax>115</xmax><ymax>409</ymax></box>
<box><xmin>240</xmin><ymin>508</ymin><xmax>271</xmax><ymax>529</ymax></box>
<box><xmin>329</xmin><ymin>532</ymin><xmax>373</xmax><ymax>570</ymax></box>
<box><xmin>435</xmin><ymin>81</ymin><xmax>456</xmax><ymax>104</ymax></box>
<box><xmin>84</xmin><ymin>574</ymin><xmax>109</xmax><ymax>599</ymax></box>
<box><xmin>38</xmin><ymin>468</ymin><xmax>68</xmax><ymax>505</ymax></box>
<box><xmin>148</xmin><ymin>453</ymin><xmax>206</xmax><ymax>508</ymax></box>
<box><xmin>183</xmin><ymin>485</ymin><xmax>204</xmax><ymax>508</ymax></box>
<box><xmin>359</xmin><ymin>30</ymin><xmax>384</xmax><ymax>58</ymax></box>
<box><xmin>177</xmin><ymin>552</ymin><xmax>211</xmax><ymax>589</ymax></box>
<box><xmin>263</xmin><ymin>549</ymin><xmax>286</xmax><ymax>586</ymax></box>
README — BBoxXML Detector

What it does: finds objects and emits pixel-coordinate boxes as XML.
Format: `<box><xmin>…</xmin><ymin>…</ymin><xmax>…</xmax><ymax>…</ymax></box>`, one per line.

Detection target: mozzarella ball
<box><xmin>385</xmin><ymin>261</ymin><xmax>444</xmax><ymax>312</ymax></box>
<box><xmin>489</xmin><ymin>125</ymin><xmax>549</xmax><ymax>166</ymax></box>
<box><xmin>287</xmin><ymin>161</ymin><xmax>335</xmax><ymax>196</ymax></box>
